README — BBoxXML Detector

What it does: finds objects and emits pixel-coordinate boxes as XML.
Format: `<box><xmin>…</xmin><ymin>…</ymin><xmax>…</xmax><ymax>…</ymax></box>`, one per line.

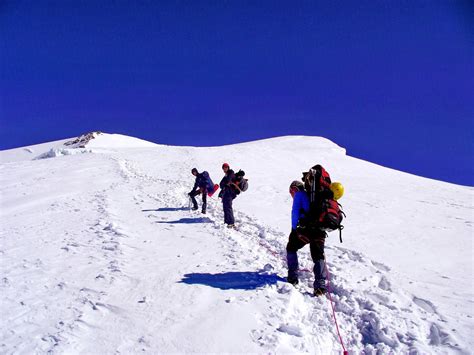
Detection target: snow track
<box><xmin>1</xmin><ymin>135</ymin><xmax>472</xmax><ymax>354</ymax></box>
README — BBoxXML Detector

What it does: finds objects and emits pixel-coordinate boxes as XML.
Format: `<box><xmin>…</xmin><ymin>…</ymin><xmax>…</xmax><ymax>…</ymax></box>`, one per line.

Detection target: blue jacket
<box><xmin>292</xmin><ymin>190</ymin><xmax>310</xmax><ymax>229</ymax></box>
<box><xmin>192</xmin><ymin>171</ymin><xmax>214</xmax><ymax>192</ymax></box>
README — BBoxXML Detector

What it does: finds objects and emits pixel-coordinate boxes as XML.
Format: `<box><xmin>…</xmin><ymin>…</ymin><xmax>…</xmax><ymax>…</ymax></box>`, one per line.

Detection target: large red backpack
<box><xmin>302</xmin><ymin>165</ymin><xmax>345</xmax><ymax>242</ymax></box>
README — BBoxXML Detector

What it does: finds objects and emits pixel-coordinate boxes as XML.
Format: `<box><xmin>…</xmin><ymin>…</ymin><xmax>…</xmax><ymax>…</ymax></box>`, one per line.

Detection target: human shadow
<box><xmin>142</xmin><ymin>207</ymin><xmax>189</xmax><ymax>212</ymax></box>
<box><xmin>179</xmin><ymin>271</ymin><xmax>285</xmax><ymax>290</ymax></box>
<box><xmin>156</xmin><ymin>217</ymin><xmax>213</xmax><ymax>224</ymax></box>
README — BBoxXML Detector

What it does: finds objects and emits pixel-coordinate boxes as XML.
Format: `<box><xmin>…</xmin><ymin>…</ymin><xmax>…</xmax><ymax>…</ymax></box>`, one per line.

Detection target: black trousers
<box><xmin>286</xmin><ymin>229</ymin><xmax>326</xmax><ymax>259</ymax></box>
<box><xmin>286</xmin><ymin>228</ymin><xmax>327</xmax><ymax>289</ymax></box>
<box><xmin>222</xmin><ymin>190</ymin><xmax>235</xmax><ymax>225</ymax></box>
<box><xmin>190</xmin><ymin>189</ymin><xmax>207</xmax><ymax>212</ymax></box>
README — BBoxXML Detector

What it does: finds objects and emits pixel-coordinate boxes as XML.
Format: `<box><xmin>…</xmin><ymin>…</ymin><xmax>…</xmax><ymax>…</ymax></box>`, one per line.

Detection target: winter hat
<box><xmin>191</xmin><ymin>168</ymin><xmax>198</xmax><ymax>174</ymax></box>
<box><xmin>222</xmin><ymin>163</ymin><xmax>230</xmax><ymax>169</ymax></box>
<box><xmin>289</xmin><ymin>180</ymin><xmax>304</xmax><ymax>191</ymax></box>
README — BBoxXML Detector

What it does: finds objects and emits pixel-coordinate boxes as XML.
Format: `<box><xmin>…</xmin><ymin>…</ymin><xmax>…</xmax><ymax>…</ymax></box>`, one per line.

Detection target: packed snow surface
<box><xmin>0</xmin><ymin>133</ymin><xmax>472</xmax><ymax>354</ymax></box>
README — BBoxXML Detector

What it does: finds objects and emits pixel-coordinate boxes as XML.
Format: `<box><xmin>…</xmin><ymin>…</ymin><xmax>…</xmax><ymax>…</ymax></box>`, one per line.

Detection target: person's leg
<box><xmin>228</xmin><ymin>197</ymin><xmax>234</xmax><ymax>224</ymax></box>
<box><xmin>201</xmin><ymin>190</ymin><xmax>207</xmax><ymax>213</ymax></box>
<box><xmin>286</xmin><ymin>230</ymin><xmax>308</xmax><ymax>284</ymax></box>
<box><xmin>222</xmin><ymin>193</ymin><xmax>231</xmax><ymax>224</ymax></box>
<box><xmin>222</xmin><ymin>192</ymin><xmax>235</xmax><ymax>225</ymax></box>
<box><xmin>309</xmin><ymin>230</ymin><xmax>327</xmax><ymax>292</ymax></box>
<box><xmin>189</xmin><ymin>190</ymin><xmax>199</xmax><ymax>210</ymax></box>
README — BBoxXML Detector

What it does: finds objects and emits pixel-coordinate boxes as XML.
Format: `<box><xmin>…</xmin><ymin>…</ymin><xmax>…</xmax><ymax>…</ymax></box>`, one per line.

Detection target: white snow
<box><xmin>0</xmin><ymin>132</ymin><xmax>472</xmax><ymax>354</ymax></box>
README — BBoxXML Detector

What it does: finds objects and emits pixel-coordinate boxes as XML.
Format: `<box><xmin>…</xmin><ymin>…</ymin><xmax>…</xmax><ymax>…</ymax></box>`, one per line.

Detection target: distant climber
<box><xmin>188</xmin><ymin>168</ymin><xmax>215</xmax><ymax>214</ymax></box>
<box><xmin>219</xmin><ymin>163</ymin><xmax>238</xmax><ymax>228</ymax></box>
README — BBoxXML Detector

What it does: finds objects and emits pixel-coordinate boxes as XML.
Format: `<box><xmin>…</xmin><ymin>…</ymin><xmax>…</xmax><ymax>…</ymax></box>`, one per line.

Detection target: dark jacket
<box><xmin>219</xmin><ymin>169</ymin><xmax>237</xmax><ymax>198</ymax></box>
<box><xmin>192</xmin><ymin>171</ymin><xmax>214</xmax><ymax>193</ymax></box>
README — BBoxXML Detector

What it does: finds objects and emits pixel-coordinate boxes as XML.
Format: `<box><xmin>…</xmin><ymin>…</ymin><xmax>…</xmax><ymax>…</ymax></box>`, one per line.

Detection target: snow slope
<box><xmin>1</xmin><ymin>133</ymin><xmax>472</xmax><ymax>354</ymax></box>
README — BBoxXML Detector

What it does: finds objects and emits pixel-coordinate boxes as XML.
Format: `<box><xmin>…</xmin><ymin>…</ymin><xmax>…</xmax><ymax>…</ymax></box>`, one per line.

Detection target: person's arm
<box><xmin>227</xmin><ymin>170</ymin><xmax>235</xmax><ymax>184</ymax></box>
<box><xmin>219</xmin><ymin>176</ymin><xmax>227</xmax><ymax>189</ymax></box>
<box><xmin>220</xmin><ymin>170</ymin><xmax>234</xmax><ymax>188</ymax></box>
<box><xmin>293</xmin><ymin>191</ymin><xmax>311</xmax><ymax>229</ymax></box>
<box><xmin>301</xmin><ymin>192</ymin><xmax>310</xmax><ymax>213</ymax></box>
<box><xmin>291</xmin><ymin>193</ymin><xmax>302</xmax><ymax>230</ymax></box>
<box><xmin>231</xmin><ymin>181</ymin><xmax>241</xmax><ymax>192</ymax></box>
<box><xmin>190</xmin><ymin>177</ymin><xmax>199</xmax><ymax>194</ymax></box>
<box><xmin>230</xmin><ymin>176</ymin><xmax>242</xmax><ymax>192</ymax></box>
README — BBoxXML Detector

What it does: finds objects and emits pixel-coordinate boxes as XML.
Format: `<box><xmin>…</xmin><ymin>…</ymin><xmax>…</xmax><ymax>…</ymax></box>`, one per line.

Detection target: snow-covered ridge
<box><xmin>198</xmin><ymin>135</ymin><xmax>346</xmax><ymax>155</ymax></box>
<box><xmin>0</xmin><ymin>132</ymin><xmax>345</xmax><ymax>163</ymax></box>
<box><xmin>0</xmin><ymin>132</ymin><xmax>160</xmax><ymax>163</ymax></box>
<box><xmin>81</xmin><ymin>132</ymin><xmax>159</xmax><ymax>149</ymax></box>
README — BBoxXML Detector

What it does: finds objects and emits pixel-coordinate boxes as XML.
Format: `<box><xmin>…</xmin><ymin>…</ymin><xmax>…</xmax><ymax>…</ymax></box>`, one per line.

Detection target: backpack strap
<box><xmin>338</xmin><ymin>225</ymin><xmax>344</xmax><ymax>243</ymax></box>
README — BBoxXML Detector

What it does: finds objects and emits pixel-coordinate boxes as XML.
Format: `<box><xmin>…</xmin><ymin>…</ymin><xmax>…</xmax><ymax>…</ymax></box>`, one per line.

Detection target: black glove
<box><xmin>296</xmin><ymin>224</ymin><xmax>307</xmax><ymax>235</ymax></box>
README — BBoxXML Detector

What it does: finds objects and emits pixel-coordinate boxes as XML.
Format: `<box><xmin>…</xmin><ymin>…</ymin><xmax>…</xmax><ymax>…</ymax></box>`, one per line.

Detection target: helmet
<box><xmin>222</xmin><ymin>163</ymin><xmax>229</xmax><ymax>169</ymax></box>
<box><xmin>289</xmin><ymin>180</ymin><xmax>304</xmax><ymax>192</ymax></box>
<box><xmin>330</xmin><ymin>182</ymin><xmax>344</xmax><ymax>200</ymax></box>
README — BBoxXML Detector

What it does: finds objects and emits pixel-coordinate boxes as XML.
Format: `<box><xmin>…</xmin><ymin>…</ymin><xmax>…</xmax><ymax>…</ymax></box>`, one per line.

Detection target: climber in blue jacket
<box><xmin>188</xmin><ymin>168</ymin><xmax>214</xmax><ymax>214</ymax></box>
<box><xmin>287</xmin><ymin>180</ymin><xmax>328</xmax><ymax>296</ymax></box>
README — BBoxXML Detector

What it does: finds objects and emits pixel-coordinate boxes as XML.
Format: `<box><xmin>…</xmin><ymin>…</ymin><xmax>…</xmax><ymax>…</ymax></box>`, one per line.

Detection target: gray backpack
<box><xmin>235</xmin><ymin>170</ymin><xmax>248</xmax><ymax>192</ymax></box>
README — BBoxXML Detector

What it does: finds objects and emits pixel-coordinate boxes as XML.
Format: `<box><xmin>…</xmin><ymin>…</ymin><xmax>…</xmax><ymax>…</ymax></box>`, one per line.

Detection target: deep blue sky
<box><xmin>1</xmin><ymin>1</ymin><xmax>473</xmax><ymax>185</ymax></box>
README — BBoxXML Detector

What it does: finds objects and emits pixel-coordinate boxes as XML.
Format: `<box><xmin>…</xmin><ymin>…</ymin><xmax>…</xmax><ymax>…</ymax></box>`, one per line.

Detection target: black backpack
<box><xmin>234</xmin><ymin>170</ymin><xmax>248</xmax><ymax>193</ymax></box>
<box><xmin>302</xmin><ymin>165</ymin><xmax>345</xmax><ymax>242</ymax></box>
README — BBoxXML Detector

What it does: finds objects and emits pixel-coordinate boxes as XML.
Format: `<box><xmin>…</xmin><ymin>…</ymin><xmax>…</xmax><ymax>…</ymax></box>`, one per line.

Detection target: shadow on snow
<box><xmin>179</xmin><ymin>271</ymin><xmax>285</xmax><ymax>290</ymax></box>
<box><xmin>156</xmin><ymin>217</ymin><xmax>213</xmax><ymax>224</ymax></box>
<box><xmin>142</xmin><ymin>207</ymin><xmax>189</xmax><ymax>212</ymax></box>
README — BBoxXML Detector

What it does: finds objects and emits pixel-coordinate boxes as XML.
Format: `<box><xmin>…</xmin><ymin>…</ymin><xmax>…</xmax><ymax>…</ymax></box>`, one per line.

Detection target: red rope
<box><xmin>258</xmin><ymin>240</ymin><xmax>282</xmax><ymax>259</ymax></box>
<box><xmin>324</xmin><ymin>259</ymin><xmax>348</xmax><ymax>355</ymax></box>
<box><xmin>258</xmin><ymin>239</ymin><xmax>348</xmax><ymax>353</ymax></box>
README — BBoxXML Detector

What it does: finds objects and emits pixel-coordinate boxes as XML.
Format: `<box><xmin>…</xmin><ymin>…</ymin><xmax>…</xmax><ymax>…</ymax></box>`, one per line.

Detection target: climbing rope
<box><xmin>258</xmin><ymin>230</ymin><xmax>349</xmax><ymax>353</ymax></box>
<box><xmin>325</xmin><ymin>259</ymin><xmax>348</xmax><ymax>355</ymax></box>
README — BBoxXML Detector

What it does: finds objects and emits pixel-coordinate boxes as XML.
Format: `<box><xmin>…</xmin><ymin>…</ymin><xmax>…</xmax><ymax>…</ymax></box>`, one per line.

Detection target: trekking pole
<box><xmin>324</xmin><ymin>258</ymin><xmax>348</xmax><ymax>355</ymax></box>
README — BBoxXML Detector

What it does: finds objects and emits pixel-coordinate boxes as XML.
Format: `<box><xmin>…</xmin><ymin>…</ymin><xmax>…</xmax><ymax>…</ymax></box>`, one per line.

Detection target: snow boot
<box><xmin>314</xmin><ymin>288</ymin><xmax>327</xmax><ymax>297</ymax></box>
<box><xmin>287</xmin><ymin>275</ymin><xmax>299</xmax><ymax>286</ymax></box>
